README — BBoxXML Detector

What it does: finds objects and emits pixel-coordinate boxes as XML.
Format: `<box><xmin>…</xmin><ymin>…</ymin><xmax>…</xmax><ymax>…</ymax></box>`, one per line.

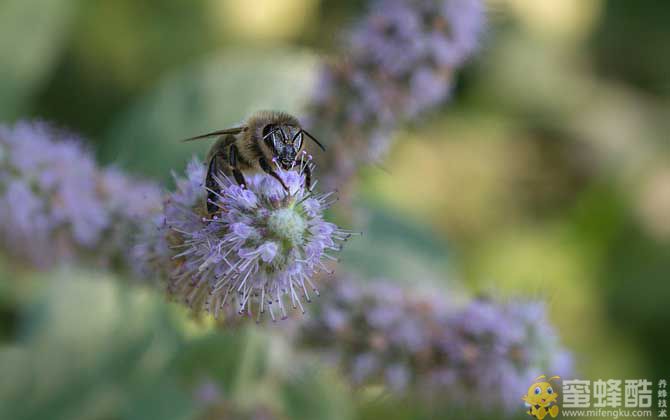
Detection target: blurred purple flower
<box><xmin>193</xmin><ymin>379</ymin><xmax>222</xmax><ymax>405</ymax></box>
<box><xmin>0</xmin><ymin>121</ymin><xmax>162</xmax><ymax>269</ymax></box>
<box><xmin>135</xmin><ymin>157</ymin><xmax>354</xmax><ymax>322</ymax></box>
<box><xmin>132</xmin><ymin>157</ymin><xmax>205</xmax><ymax>282</ymax></box>
<box><xmin>193</xmin><ymin>378</ymin><xmax>284</xmax><ymax>420</ymax></box>
<box><xmin>306</xmin><ymin>0</ymin><xmax>485</xmax><ymax>189</ymax></box>
<box><xmin>295</xmin><ymin>277</ymin><xmax>572</xmax><ymax>410</ymax></box>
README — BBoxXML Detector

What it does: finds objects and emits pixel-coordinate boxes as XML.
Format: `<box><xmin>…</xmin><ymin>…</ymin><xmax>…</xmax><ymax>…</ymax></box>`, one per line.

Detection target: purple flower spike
<box><xmin>0</xmin><ymin>121</ymin><xmax>162</xmax><ymax>269</ymax></box>
<box><xmin>306</xmin><ymin>0</ymin><xmax>486</xmax><ymax>189</ymax></box>
<box><xmin>296</xmin><ymin>277</ymin><xmax>572</xmax><ymax>410</ymax></box>
<box><xmin>137</xmin><ymin>158</ymin><xmax>354</xmax><ymax>322</ymax></box>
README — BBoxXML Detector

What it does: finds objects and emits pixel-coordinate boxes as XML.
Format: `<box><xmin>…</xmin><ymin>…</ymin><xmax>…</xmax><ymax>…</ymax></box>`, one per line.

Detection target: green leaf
<box><xmin>0</xmin><ymin>272</ymin><xmax>195</xmax><ymax>420</ymax></box>
<box><xmin>339</xmin><ymin>204</ymin><xmax>453</xmax><ymax>288</ymax></box>
<box><xmin>281</xmin><ymin>365</ymin><xmax>353</xmax><ymax>420</ymax></box>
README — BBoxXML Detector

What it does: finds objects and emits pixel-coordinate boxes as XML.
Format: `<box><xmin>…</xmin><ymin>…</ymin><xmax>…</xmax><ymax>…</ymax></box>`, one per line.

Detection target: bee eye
<box><xmin>263</xmin><ymin>125</ymin><xmax>282</xmax><ymax>151</ymax></box>
<box><xmin>294</xmin><ymin>132</ymin><xmax>303</xmax><ymax>150</ymax></box>
<box><xmin>547</xmin><ymin>387</ymin><xmax>553</xmax><ymax>394</ymax></box>
<box><xmin>262</xmin><ymin>124</ymin><xmax>276</xmax><ymax>139</ymax></box>
<box><xmin>535</xmin><ymin>387</ymin><xmax>541</xmax><ymax>395</ymax></box>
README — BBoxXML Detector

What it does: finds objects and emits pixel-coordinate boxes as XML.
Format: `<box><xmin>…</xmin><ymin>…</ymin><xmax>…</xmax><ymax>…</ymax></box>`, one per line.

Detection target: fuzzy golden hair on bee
<box><xmin>183</xmin><ymin>110</ymin><xmax>325</xmax><ymax>214</ymax></box>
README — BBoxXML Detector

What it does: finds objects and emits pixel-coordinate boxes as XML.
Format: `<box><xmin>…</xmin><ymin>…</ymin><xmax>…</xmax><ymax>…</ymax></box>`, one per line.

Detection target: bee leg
<box><xmin>229</xmin><ymin>144</ymin><xmax>248</xmax><ymax>188</ymax></box>
<box><xmin>206</xmin><ymin>152</ymin><xmax>225</xmax><ymax>214</ymax></box>
<box><xmin>302</xmin><ymin>164</ymin><xmax>312</xmax><ymax>190</ymax></box>
<box><xmin>232</xmin><ymin>168</ymin><xmax>247</xmax><ymax>188</ymax></box>
<box><xmin>258</xmin><ymin>157</ymin><xmax>289</xmax><ymax>191</ymax></box>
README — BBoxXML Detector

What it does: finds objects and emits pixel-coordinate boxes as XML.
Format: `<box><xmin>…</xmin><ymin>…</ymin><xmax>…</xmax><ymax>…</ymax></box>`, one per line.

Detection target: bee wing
<box><xmin>181</xmin><ymin>126</ymin><xmax>246</xmax><ymax>142</ymax></box>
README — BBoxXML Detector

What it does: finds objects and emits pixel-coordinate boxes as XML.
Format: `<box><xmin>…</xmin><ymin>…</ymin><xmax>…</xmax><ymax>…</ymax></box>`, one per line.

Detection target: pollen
<box><xmin>267</xmin><ymin>207</ymin><xmax>307</xmax><ymax>247</ymax></box>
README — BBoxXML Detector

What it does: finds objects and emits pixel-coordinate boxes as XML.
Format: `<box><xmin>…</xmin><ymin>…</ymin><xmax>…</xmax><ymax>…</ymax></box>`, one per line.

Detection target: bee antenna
<box><xmin>300</xmin><ymin>129</ymin><xmax>326</xmax><ymax>151</ymax></box>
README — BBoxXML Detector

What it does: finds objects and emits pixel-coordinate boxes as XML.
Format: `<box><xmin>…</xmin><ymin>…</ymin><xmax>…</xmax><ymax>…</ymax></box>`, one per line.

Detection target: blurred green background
<box><xmin>1</xmin><ymin>0</ymin><xmax>669</xmax><ymax>419</ymax></box>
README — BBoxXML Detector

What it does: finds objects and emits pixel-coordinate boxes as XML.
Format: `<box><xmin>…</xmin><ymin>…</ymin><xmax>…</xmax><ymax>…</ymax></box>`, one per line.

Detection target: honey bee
<box><xmin>184</xmin><ymin>111</ymin><xmax>325</xmax><ymax>214</ymax></box>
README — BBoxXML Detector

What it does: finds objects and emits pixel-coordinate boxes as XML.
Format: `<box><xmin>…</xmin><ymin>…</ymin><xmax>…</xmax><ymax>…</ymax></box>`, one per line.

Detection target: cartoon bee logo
<box><xmin>522</xmin><ymin>375</ymin><xmax>561</xmax><ymax>419</ymax></box>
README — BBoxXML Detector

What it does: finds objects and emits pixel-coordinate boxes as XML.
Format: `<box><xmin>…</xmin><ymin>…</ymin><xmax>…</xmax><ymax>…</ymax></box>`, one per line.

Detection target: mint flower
<box><xmin>131</xmin><ymin>158</ymin><xmax>205</xmax><ymax>282</ymax></box>
<box><xmin>306</xmin><ymin>0</ymin><xmax>485</xmax><ymax>188</ymax></box>
<box><xmin>136</xmin><ymin>156</ymin><xmax>353</xmax><ymax>322</ymax></box>
<box><xmin>296</xmin><ymin>278</ymin><xmax>572</xmax><ymax>410</ymax></box>
<box><xmin>0</xmin><ymin>121</ymin><xmax>161</xmax><ymax>269</ymax></box>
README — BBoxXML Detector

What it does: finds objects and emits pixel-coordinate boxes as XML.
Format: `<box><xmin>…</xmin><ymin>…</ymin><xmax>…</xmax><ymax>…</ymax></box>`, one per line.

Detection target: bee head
<box><xmin>263</xmin><ymin>124</ymin><xmax>303</xmax><ymax>170</ymax></box>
